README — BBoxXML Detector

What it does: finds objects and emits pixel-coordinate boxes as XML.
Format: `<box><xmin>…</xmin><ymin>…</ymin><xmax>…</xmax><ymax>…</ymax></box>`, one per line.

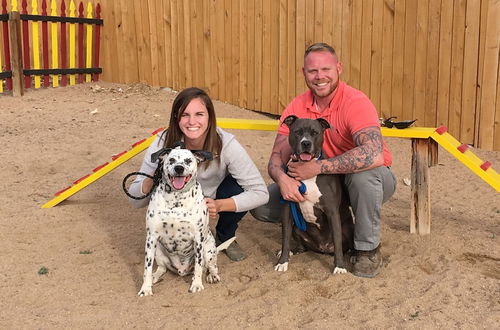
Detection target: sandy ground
<box><xmin>1</xmin><ymin>82</ymin><xmax>499</xmax><ymax>329</ymax></box>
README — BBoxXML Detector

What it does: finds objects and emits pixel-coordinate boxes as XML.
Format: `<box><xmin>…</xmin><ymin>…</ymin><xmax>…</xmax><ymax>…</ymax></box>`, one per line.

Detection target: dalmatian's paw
<box><xmin>189</xmin><ymin>281</ymin><xmax>205</xmax><ymax>293</ymax></box>
<box><xmin>138</xmin><ymin>285</ymin><xmax>153</xmax><ymax>297</ymax></box>
<box><xmin>206</xmin><ymin>273</ymin><xmax>220</xmax><ymax>284</ymax></box>
<box><xmin>333</xmin><ymin>267</ymin><xmax>347</xmax><ymax>274</ymax></box>
<box><xmin>274</xmin><ymin>262</ymin><xmax>289</xmax><ymax>272</ymax></box>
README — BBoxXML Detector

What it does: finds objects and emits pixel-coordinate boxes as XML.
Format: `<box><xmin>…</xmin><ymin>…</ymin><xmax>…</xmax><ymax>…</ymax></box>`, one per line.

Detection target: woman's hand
<box><xmin>205</xmin><ymin>198</ymin><xmax>219</xmax><ymax>219</ymax></box>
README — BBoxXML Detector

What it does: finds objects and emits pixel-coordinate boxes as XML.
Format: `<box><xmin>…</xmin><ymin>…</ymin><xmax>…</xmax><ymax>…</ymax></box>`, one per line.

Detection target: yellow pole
<box><xmin>31</xmin><ymin>0</ymin><xmax>41</xmax><ymax>88</ymax></box>
<box><xmin>50</xmin><ymin>0</ymin><xmax>59</xmax><ymax>87</ymax></box>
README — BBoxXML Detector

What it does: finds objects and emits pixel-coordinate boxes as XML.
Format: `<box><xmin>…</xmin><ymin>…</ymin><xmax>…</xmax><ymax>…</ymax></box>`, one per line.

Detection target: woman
<box><xmin>128</xmin><ymin>87</ymin><xmax>269</xmax><ymax>261</ymax></box>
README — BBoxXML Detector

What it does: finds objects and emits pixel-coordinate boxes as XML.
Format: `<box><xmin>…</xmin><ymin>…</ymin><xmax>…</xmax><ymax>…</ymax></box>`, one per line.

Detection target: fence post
<box><xmin>9</xmin><ymin>11</ymin><xmax>23</xmax><ymax>96</ymax></box>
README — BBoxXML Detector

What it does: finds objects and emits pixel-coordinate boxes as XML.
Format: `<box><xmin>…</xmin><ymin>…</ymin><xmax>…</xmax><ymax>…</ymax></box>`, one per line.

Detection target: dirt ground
<box><xmin>1</xmin><ymin>82</ymin><xmax>499</xmax><ymax>329</ymax></box>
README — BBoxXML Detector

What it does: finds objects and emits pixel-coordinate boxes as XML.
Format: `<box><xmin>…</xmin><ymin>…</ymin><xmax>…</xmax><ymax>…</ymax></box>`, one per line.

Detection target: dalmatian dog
<box><xmin>138</xmin><ymin>145</ymin><xmax>235</xmax><ymax>297</ymax></box>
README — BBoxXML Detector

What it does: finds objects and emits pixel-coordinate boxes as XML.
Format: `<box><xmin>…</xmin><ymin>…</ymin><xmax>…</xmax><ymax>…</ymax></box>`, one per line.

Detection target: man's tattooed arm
<box><xmin>268</xmin><ymin>134</ymin><xmax>293</xmax><ymax>182</ymax></box>
<box><xmin>319</xmin><ymin>126</ymin><xmax>385</xmax><ymax>174</ymax></box>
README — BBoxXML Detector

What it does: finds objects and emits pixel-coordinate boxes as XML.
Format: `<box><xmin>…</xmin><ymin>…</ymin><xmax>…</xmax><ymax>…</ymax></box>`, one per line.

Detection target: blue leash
<box><xmin>280</xmin><ymin>181</ymin><xmax>307</xmax><ymax>231</ymax></box>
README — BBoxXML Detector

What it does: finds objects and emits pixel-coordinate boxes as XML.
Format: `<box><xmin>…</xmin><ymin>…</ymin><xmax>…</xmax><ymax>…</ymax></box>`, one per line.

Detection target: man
<box><xmin>251</xmin><ymin>43</ymin><xmax>396</xmax><ymax>278</ymax></box>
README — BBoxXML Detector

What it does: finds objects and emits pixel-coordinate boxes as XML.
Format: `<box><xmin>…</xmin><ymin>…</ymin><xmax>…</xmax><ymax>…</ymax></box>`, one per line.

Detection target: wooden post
<box><xmin>8</xmin><ymin>11</ymin><xmax>23</xmax><ymax>96</ymax></box>
<box><xmin>410</xmin><ymin>138</ymin><xmax>431</xmax><ymax>234</ymax></box>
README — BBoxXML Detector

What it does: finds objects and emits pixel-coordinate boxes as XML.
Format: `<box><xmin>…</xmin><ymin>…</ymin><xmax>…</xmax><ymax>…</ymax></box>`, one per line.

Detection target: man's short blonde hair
<box><xmin>304</xmin><ymin>42</ymin><xmax>337</xmax><ymax>59</ymax></box>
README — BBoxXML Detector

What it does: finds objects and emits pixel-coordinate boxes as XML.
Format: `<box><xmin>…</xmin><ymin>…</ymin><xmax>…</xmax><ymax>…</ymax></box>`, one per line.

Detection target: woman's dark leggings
<box><xmin>215</xmin><ymin>175</ymin><xmax>247</xmax><ymax>242</ymax></box>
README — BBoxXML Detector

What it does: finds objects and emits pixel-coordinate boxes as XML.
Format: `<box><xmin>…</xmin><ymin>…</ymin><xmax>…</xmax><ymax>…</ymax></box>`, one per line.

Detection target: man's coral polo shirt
<box><xmin>278</xmin><ymin>81</ymin><xmax>392</xmax><ymax>167</ymax></box>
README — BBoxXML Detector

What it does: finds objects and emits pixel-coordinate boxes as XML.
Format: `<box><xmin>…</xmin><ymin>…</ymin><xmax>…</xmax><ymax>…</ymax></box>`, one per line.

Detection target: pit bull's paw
<box><xmin>274</xmin><ymin>262</ymin><xmax>289</xmax><ymax>272</ymax></box>
<box><xmin>333</xmin><ymin>267</ymin><xmax>347</xmax><ymax>274</ymax></box>
<box><xmin>138</xmin><ymin>285</ymin><xmax>153</xmax><ymax>297</ymax></box>
<box><xmin>189</xmin><ymin>281</ymin><xmax>205</xmax><ymax>293</ymax></box>
<box><xmin>206</xmin><ymin>273</ymin><xmax>220</xmax><ymax>284</ymax></box>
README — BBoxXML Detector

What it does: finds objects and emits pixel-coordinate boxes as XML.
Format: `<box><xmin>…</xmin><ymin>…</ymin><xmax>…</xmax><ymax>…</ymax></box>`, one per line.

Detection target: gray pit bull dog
<box><xmin>275</xmin><ymin>115</ymin><xmax>354</xmax><ymax>274</ymax></box>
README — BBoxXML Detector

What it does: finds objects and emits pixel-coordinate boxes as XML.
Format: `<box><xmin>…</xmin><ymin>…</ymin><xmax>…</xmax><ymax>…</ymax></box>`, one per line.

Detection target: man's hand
<box><xmin>287</xmin><ymin>160</ymin><xmax>322</xmax><ymax>181</ymax></box>
<box><xmin>278</xmin><ymin>175</ymin><xmax>306</xmax><ymax>203</ymax></box>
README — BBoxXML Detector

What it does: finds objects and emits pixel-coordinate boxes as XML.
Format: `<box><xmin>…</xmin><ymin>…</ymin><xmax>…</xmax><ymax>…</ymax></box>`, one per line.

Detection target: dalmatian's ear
<box><xmin>191</xmin><ymin>150</ymin><xmax>213</xmax><ymax>163</ymax></box>
<box><xmin>172</xmin><ymin>141</ymin><xmax>186</xmax><ymax>149</ymax></box>
<box><xmin>151</xmin><ymin>148</ymin><xmax>171</xmax><ymax>163</ymax></box>
<box><xmin>282</xmin><ymin>115</ymin><xmax>298</xmax><ymax>128</ymax></box>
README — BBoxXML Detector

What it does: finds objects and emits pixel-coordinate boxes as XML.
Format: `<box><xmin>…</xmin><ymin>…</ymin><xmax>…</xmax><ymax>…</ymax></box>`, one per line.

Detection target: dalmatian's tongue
<box><xmin>299</xmin><ymin>153</ymin><xmax>313</xmax><ymax>161</ymax></box>
<box><xmin>172</xmin><ymin>176</ymin><xmax>189</xmax><ymax>190</ymax></box>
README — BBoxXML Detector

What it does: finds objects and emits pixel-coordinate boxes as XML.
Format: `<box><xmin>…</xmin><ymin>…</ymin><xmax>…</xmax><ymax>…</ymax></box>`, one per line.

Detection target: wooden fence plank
<box><xmin>460</xmin><ymin>0</ymin><xmax>481</xmax><ymax>144</ymax></box>
<box><xmin>380</xmin><ymin>0</ymin><xmax>395</xmax><ymax>117</ymax></box>
<box><xmin>323</xmin><ymin>0</ymin><xmax>333</xmax><ymax>46</ymax></box>
<box><xmin>448</xmin><ymin>0</ymin><xmax>466</xmax><ymax>139</ymax></box>
<box><xmin>402</xmin><ymin>0</ymin><xmax>417</xmax><ymax>121</ymax></box>
<box><xmin>231</xmin><ymin>0</ymin><xmax>240</xmax><ymax>106</ymax></box>
<box><xmin>478</xmin><ymin>0</ymin><xmax>500</xmax><ymax>149</ymax></box>
<box><xmin>295</xmin><ymin>0</ymin><xmax>305</xmax><ymax>96</ymax></box>
<box><xmin>369</xmin><ymin>0</ymin><xmax>383</xmax><ymax>113</ymax></box>
<box><xmin>194</xmin><ymin>0</ymin><xmax>204</xmax><ymax>89</ymax></box>
<box><xmin>391</xmin><ymin>0</ymin><xmax>404</xmax><ymax>120</ymax></box>
<box><xmin>341</xmin><ymin>0</ymin><xmax>351</xmax><ymax>84</ymax></box>
<box><xmin>413</xmin><ymin>0</ymin><xmax>428</xmax><ymax>124</ymax></box>
<box><xmin>246</xmin><ymin>0</ymin><xmax>255</xmax><ymax>110</ymax></box>
<box><xmin>495</xmin><ymin>57</ymin><xmax>500</xmax><ymax>150</ymax></box>
<box><xmin>359</xmin><ymin>0</ymin><xmax>372</xmax><ymax>96</ymax></box>
<box><xmin>32</xmin><ymin>0</ymin><xmax>41</xmax><ymax>88</ymax></box>
<box><xmin>223</xmin><ymin>0</ymin><xmax>231</xmax><ymax>101</ymax></box>
<box><xmin>146</xmin><ymin>0</ymin><xmax>159</xmax><ymax>86</ymax></box>
<box><xmin>155</xmin><ymin>0</ymin><xmax>167</xmax><ymax>87</ymax></box>
<box><xmin>286</xmin><ymin>0</ymin><xmax>295</xmax><ymax>107</ymax></box>
<box><xmin>313</xmin><ymin>0</ymin><xmax>322</xmax><ymax>42</ymax></box>
<box><xmin>261</xmin><ymin>0</ymin><xmax>271</xmax><ymax>112</ymax></box>
<box><xmin>254</xmin><ymin>0</ymin><xmax>262</xmax><ymax>110</ymax></box>
<box><xmin>119</xmin><ymin>0</ymin><xmax>138</xmax><ymax>83</ymax></box>
<box><xmin>474</xmin><ymin>0</ymin><xmax>489</xmax><ymax>147</ymax></box>
<box><xmin>270</xmin><ymin>0</ymin><xmax>279</xmax><ymax>113</ymax></box>
<box><xmin>68</xmin><ymin>0</ymin><xmax>76</xmax><ymax>85</ymax></box>
<box><xmin>162</xmin><ymin>0</ymin><xmax>172</xmax><ymax>87</ymax></box>
<box><xmin>238</xmin><ymin>0</ymin><xmax>247</xmax><ymax>107</ymax></box>
<box><xmin>215</xmin><ymin>0</ymin><xmax>224</xmax><ymax>99</ymax></box>
<box><xmin>181</xmin><ymin>0</ymin><xmax>191</xmax><ymax>88</ymax></box>
<box><xmin>278</xmin><ymin>0</ymin><xmax>287</xmax><ymax>112</ymax></box>
<box><xmin>349</xmin><ymin>0</ymin><xmax>362</xmax><ymax>89</ymax></box>
<box><xmin>436</xmin><ymin>0</ymin><xmax>453</xmax><ymax>127</ymax></box>
<box><xmin>50</xmin><ymin>0</ymin><xmax>58</xmax><ymax>87</ymax></box>
<box><xmin>41</xmin><ymin>0</ymin><xmax>49</xmax><ymax>87</ymax></box>
<box><xmin>170</xmin><ymin>0</ymin><xmax>179</xmax><ymax>90</ymax></box>
<box><xmin>304</xmin><ymin>0</ymin><xmax>313</xmax><ymax>47</ymax></box>
<box><xmin>203</xmin><ymin>0</ymin><xmax>213</xmax><ymax>95</ymax></box>
<box><xmin>424</xmin><ymin>0</ymin><xmax>441</xmax><ymax>126</ymax></box>
<box><xmin>85</xmin><ymin>1</ymin><xmax>93</xmax><ymax>83</ymax></box>
<box><xmin>77</xmin><ymin>2</ymin><xmax>84</xmax><ymax>84</ymax></box>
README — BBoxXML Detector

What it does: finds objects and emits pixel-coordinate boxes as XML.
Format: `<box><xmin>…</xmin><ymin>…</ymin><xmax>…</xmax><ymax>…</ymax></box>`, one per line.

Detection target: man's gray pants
<box><xmin>251</xmin><ymin>166</ymin><xmax>396</xmax><ymax>251</ymax></box>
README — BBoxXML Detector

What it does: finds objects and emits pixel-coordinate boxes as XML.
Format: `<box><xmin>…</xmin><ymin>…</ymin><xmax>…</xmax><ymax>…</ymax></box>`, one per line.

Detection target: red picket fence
<box><xmin>0</xmin><ymin>0</ymin><xmax>102</xmax><ymax>95</ymax></box>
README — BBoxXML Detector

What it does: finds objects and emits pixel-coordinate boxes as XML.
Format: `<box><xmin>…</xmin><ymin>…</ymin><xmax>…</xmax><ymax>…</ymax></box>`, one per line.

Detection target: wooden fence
<box><xmin>0</xmin><ymin>0</ymin><xmax>102</xmax><ymax>95</ymax></box>
<box><xmin>2</xmin><ymin>0</ymin><xmax>499</xmax><ymax>151</ymax></box>
<box><xmin>95</xmin><ymin>0</ymin><xmax>499</xmax><ymax>151</ymax></box>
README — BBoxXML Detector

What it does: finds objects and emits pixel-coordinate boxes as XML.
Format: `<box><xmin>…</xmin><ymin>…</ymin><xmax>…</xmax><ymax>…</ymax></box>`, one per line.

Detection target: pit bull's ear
<box><xmin>192</xmin><ymin>150</ymin><xmax>213</xmax><ymax>163</ymax></box>
<box><xmin>151</xmin><ymin>148</ymin><xmax>171</xmax><ymax>163</ymax></box>
<box><xmin>316</xmin><ymin>118</ymin><xmax>331</xmax><ymax>130</ymax></box>
<box><xmin>283</xmin><ymin>115</ymin><xmax>298</xmax><ymax>127</ymax></box>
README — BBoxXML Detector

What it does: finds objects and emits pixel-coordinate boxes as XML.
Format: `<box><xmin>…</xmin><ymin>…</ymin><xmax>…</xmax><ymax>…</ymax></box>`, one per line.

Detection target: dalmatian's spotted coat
<box><xmin>138</xmin><ymin>146</ymin><xmax>234</xmax><ymax>296</ymax></box>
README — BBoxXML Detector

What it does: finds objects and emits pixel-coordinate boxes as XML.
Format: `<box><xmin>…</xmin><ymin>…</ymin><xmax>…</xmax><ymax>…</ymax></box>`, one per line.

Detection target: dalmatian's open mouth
<box><xmin>169</xmin><ymin>175</ymin><xmax>192</xmax><ymax>190</ymax></box>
